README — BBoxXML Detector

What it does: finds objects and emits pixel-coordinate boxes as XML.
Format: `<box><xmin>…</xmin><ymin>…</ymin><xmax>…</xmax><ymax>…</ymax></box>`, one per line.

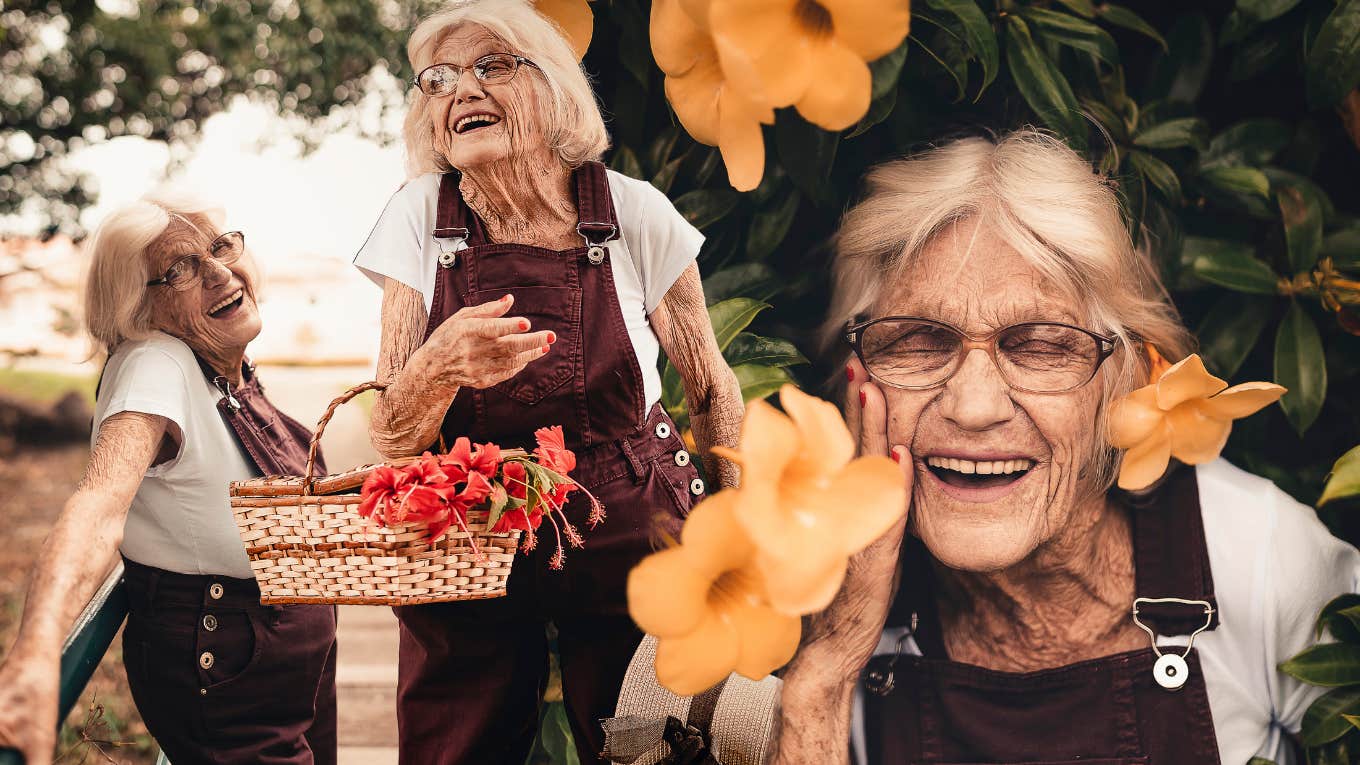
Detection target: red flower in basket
<box><xmin>442</xmin><ymin>437</ymin><xmax>501</xmax><ymax>481</ymax></box>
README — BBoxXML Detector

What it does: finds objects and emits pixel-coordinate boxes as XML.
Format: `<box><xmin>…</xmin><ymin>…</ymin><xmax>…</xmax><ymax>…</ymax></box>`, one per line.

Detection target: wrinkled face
<box><xmin>144</xmin><ymin>215</ymin><xmax>261</xmax><ymax>358</ymax></box>
<box><xmin>426</xmin><ymin>24</ymin><xmax>551</xmax><ymax>170</ymax></box>
<box><xmin>875</xmin><ymin>219</ymin><xmax>1106</xmax><ymax>572</ymax></box>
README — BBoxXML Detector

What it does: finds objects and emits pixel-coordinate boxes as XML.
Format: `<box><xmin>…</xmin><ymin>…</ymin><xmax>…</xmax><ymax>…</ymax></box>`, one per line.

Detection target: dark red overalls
<box><xmin>860</xmin><ymin>466</ymin><xmax>1224</xmax><ymax>764</ymax></box>
<box><xmin>394</xmin><ymin>162</ymin><xmax>704</xmax><ymax>764</ymax></box>
<box><xmin>121</xmin><ymin>359</ymin><xmax>339</xmax><ymax>765</ymax></box>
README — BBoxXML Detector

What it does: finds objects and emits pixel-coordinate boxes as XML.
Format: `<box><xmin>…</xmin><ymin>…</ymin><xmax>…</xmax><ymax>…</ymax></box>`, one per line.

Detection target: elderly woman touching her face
<box><xmin>768</xmin><ymin>130</ymin><xmax>1360</xmax><ymax>765</ymax></box>
<box><xmin>352</xmin><ymin>0</ymin><xmax>742</xmax><ymax>762</ymax></box>
<box><xmin>0</xmin><ymin>192</ymin><xmax>337</xmax><ymax>765</ymax></box>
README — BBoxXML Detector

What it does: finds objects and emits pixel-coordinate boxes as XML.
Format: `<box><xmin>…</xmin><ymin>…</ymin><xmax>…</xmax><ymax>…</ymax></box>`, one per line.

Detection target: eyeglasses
<box><xmin>844</xmin><ymin>316</ymin><xmax>1117</xmax><ymax>394</ymax></box>
<box><xmin>146</xmin><ymin>231</ymin><xmax>245</xmax><ymax>291</ymax></box>
<box><xmin>413</xmin><ymin>54</ymin><xmax>541</xmax><ymax>98</ymax></box>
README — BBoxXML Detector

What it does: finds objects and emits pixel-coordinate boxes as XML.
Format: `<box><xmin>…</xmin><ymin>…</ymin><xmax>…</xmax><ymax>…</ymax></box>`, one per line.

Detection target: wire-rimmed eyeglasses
<box><xmin>146</xmin><ymin>231</ymin><xmax>245</xmax><ymax>291</ymax></box>
<box><xmin>844</xmin><ymin>316</ymin><xmax>1118</xmax><ymax>394</ymax></box>
<box><xmin>413</xmin><ymin>53</ymin><xmax>541</xmax><ymax>98</ymax></box>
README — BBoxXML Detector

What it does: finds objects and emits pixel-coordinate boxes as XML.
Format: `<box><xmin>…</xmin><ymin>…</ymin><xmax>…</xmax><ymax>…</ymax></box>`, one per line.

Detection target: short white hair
<box><xmin>823</xmin><ymin>129</ymin><xmax>1194</xmax><ymax>490</ymax></box>
<box><xmin>82</xmin><ymin>188</ymin><xmax>225</xmax><ymax>356</ymax></box>
<box><xmin>401</xmin><ymin>0</ymin><xmax>609</xmax><ymax>177</ymax></box>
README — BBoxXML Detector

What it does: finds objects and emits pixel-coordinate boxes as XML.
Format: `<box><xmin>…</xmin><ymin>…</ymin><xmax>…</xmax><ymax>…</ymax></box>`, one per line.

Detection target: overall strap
<box><xmin>573</xmin><ymin>161</ymin><xmax>620</xmax><ymax>245</ymax></box>
<box><xmin>1127</xmin><ymin>465</ymin><xmax>1220</xmax><ymax>636</ymax></box>
<box><xmin>432</xmin><ymin>172</ymin><xmax>486</xmax><ymax>246</ymax></box>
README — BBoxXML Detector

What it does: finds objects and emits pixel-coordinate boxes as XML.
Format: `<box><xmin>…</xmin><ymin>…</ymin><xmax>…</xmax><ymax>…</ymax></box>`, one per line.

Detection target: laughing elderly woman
<box><xmin>353</xmin><ymin>0</ymin><xmax>741</xmax><ymax>762</ymax></box>
<box><xmin>0</xmin><ymin>192</ymin><xmax>336</xmax><ymax>765</ymax></box>
<box><xmin>769</xmin><ymin>130</ymin><xmax>1360</xmax><ymax>765</ymax></box>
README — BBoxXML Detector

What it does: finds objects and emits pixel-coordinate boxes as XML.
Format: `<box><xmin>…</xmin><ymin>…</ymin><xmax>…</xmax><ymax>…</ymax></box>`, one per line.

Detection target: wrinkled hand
<box><xmin>424</xmin><ymin>294</ymin><xmax>555</xmax><ymax>391</ymax></box>
<box><xmin>799</xmin><ymin>359</ymin><xmax>912</xmax><ymax>683</ymax></box>
<box><xmin>0</xmin><ymin>661</ymin><xmax>59</xmax><ymax>765</ymax></box>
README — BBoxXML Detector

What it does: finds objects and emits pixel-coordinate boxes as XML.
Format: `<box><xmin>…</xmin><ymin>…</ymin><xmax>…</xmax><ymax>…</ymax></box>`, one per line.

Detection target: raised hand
<box><xmin>423</xmin><ymin>294</ymin><xmax>555</xmax><ymax>390</ymax></box>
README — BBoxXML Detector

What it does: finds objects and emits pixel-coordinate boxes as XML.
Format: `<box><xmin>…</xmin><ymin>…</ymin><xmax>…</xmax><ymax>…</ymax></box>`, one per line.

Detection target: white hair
<box><xmin>82</xmin><ymin>188</ymin><xmax>226</xmax><ymax>357</ymax></box>
<box><xmin>401</xmin><ymin>0</ymin><xmax>609</xmax><ymax>176</ymax></box>
<box><xmin>822</xmin><ymin>129</ymin><xmax>1194</xmax><ymax>490</ymax></box>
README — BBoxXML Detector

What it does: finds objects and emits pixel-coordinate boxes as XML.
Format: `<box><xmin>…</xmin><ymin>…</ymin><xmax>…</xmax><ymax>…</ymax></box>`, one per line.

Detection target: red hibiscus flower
<box><xmin>501</xmin><ymin>460</ymin><xmax>530</xmax><ymax>501</ymax></box>
<box><xmin>357</xmin><ymin>465</ymin><xmax>413</xmax><ymax>526</ymax></box>
<box><xmin>441</xmin><ymin>438</ymin><xmax>500</xmax><ymax>481</ymax></box>
<box><xmin>534</xmin><ymin>425</ymin><xmax>576</xmax><ymax>475</ymax></box>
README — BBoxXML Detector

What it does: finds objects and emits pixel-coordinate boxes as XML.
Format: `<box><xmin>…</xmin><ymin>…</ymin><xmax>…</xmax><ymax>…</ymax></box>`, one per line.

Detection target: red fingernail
<box><xmin>519</xmin><ymin>320</ymin><xmax>529</xmax><ymax>331</ymax></box>
<box><xmin>859</xmin><ymin>389</ymin><xmax>867</xmax><ymax>408</ymax></box>
<box><xmin>892</xmin><ymin>449</ymin><xmax>901</xmax><ymax>464</ymax></box>
<box><xmin>542</xmin><ymin>345</ymin><xmax>550</xmax><ymax>353</ymax></box>
<box><xmin>547</xmin><ymin>331</ymin><xmax>556</xmax><ymax>344</ymax></box>
<box><xmin>845</xmin><ymin>365</ymin><xmax>854</xmax><ymax>382</ymax></box>
<box><xmin>502</xmin><ymin>294</ymin><xmax>512</xmax><ymax>302</ymax></box>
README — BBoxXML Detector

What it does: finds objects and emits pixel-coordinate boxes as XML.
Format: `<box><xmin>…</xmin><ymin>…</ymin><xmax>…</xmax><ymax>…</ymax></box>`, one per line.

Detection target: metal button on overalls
<box><xmin>655</xmin><ymin>422</ymin><xmax>671</xmax><ymax>439</ymax></box>
<box><xmin>203</xmin><ymin>614</ymin><xmax>218</xmax><ymax>632</ymax></box>
<box><xmin>199</xmin><ymin>652</ymin><xmax>215</xmax><ymax>669</ymax></box>
<box><xmin>674</xmin><ymin>450</ymin><xmax>690</xmax><ymax>467</ymax></box>
<box><xmin>689</xmin><ymin>478</ymin><xmax>705</xmax><ymax>495</ymax></box>
<box><xmin>209</xmin><ymin>583</ymin><xmax>224</xmax><ymax>599</ymax></box>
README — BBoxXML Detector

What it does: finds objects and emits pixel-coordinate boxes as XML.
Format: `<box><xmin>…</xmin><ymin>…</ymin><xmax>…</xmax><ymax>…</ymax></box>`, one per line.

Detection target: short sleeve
<box><xmin>353</xmin><ymin>178</ymin><xmax>431</xmax><ymax>293</ymax></box>
<box><xmin>612</xmin><ymin>172</ymin><xmax>704</xmax><ymax>314</ymax></box>
<box><xmin>1267</xmin><ymin>489</ymin><xmax>1360</xmax><ymax>732</ymax></box>
<box><xmin>97</xmin><ymin>345</ymin><xmax>193</xmax><ymax>472</ymax></box>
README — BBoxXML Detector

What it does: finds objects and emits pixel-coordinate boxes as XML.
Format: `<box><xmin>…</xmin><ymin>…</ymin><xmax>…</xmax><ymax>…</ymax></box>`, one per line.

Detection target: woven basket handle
<box><xmin>304</xmin><ymin>380</ymin><xmax>387</xmax><ymax>492</ymax></box>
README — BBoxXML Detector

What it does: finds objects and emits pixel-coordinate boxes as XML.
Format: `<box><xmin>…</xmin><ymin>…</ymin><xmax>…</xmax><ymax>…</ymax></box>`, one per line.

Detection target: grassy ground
<box><xmin>0</xmin><ymin>368</ymin><xmax>97</xmax><ymax>406</ymax></box>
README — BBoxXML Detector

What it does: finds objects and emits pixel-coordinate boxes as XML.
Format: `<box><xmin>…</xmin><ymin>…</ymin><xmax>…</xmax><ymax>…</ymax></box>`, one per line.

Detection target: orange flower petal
<box><xmin>758</xmin><ymin>546</ymin><xmax>849</xmax><ymax>614</ymax></box>
<box><xmin>1197</xmin><ymin>382</ymin><xmax>1287</xmax><ymax>420</ymax></box>
<box><xmin>780</xmin><ymin>384</ymin><xmax>856</xmax><ymax>476</ymax></box>
<box><xmin>727</xmin><ymin>595</ymin><xmax>802</xmax><ymax>679</ymax></box>
<box><xmin>664</xmin><ymin>69</ymin><xmax>722</xmax><ymax>146</ymax></box>
<box><xmin>711</xmin><ymin>1</ymin><xmax>814</xmax><ymax>107</ymax></box>
<box><xmin>1116</xmin><ymin>421</ymin><xmax>1172</xmax><ymax>491</ymax></box>
<box><xmin>1155</xmin><ymin>354</ymin><xmax>1226</xmax><ymax>411</ymax></box>
<box><xmin>678</xmin><ymin>0</ymin><xmax>713</xmax><ymax>30</ymax></box>
<box><xmin>654</xmin><ymin>609</ymin><xmax>740</xmax><ymax>696</ymax></box>
<box><xmin>679</xmin><ymin>491</ymin><xmax>754</xmax><ymax>574</ymax></box>
<box><xmin>718</xmin><ymin>87</ymin><xmax>768</xmax><ymax>191</ymax></box>
<box><xmin>732</xmin><ymin>399</ymin><xmax>801</xmax><ymax>486</ymax></box>
<box><xmin>1107</xmin><ymin>385</ymin><xmax>1164</xmax><ymax>449</ymax></box>
<box><xmin>627</xmin><ymin>547</ymin><xmax>713</xmax><ymax>638</ymax></box>
<box><xmin>821</xmin><ymin>0</ymin><xmax>911</xmax><ymax>61</ymax></box>
<box><xmin>793</xmin><ymin>40</ymin><xmax>872</xmax><ymax>130</ymax></box>
<box><xmin>822</xmin><ymin>456</ymin><xmax>908</xmax><ymax>553</ymax></box>
<box><xmin>1166</xmin><ymin>403</ymin><xmax>1232</xmax><ymax>465</ymax></box>
<box><xmin>534</xmin><ymin>0</ymin><xmax>594</xmax><ymax>60</ymax></box>
<box><xmin>651</xmin><ymin>0</ymin><xmax>710</xmax><ymax>75</ymax></box>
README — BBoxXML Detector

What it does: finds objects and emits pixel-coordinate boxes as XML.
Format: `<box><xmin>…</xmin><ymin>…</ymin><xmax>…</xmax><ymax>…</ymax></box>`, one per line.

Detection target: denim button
<box><xmin>203</xmin><ymin>614</ymin><xmax>218</xmax><ymax>632</ymax></box>
<box><xmin>674</xmin><ymin>450</ymin><xmax>690</xmax><ymax>467</ymax></box>
<box><xmin>199</xmin><ymin>652</ymin><xmax>215</xmax><ymax>670</ymax></box>
<box><xmin>655</xmin><ymin>422</ymin><xmax>671</xmax><ymax>439</ymax></box>
<box><xmin>209</xmin><ymin>583</ymin><xmax>224</xmax><ymax>600</ymax></box>
<box><xmin>689</xmin><ymin>478</ymin><xmax>705</xmax><ymax>496</ymax></box>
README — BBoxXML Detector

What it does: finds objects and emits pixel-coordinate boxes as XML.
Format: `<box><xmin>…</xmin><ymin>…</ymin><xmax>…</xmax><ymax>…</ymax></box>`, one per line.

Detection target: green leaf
<box><xmin>1198</xmin><ymin>166</ymin><xmax>1275</xmax><ymax>218</ymax></box>
<box><xmin>1346</xmin><ymin>714</ymin><xmax>1360</xmax><ymax>730</ymax></box>
<box><xmin>1132</xmin><ymin>117</ymin><xmax>1208</xmax><ymax>150</ymax></box>
<box><xmin>646</xmin><ymin>124</ymin><xmax>680</xmax><ymax>176</ymax></box>
<box><xmin>868</xmin><ymin>36</ymin><xmax>911</xmax><ymax>100</ymax></box>
<box><xmin>1305</xmin><ymin>0</ymin><xmax>1360</xmax><ymax>107</ymax></box>
<box><xmin>1314</xmin><ymin>736</ymin><xmax>1358</xmax><ymax>765</ymax></box>
<box><xmin>1081</xmin><ymin>98</ymin><xmax>1129</xmax><ymax>143</ymax></box>
<box><xmin>1146</xmin><ymin>14</ymin><xmax>1214</xmax><ymax>104</ymax></box>
<box><xmin>745</xmin><ymin>187</ymin><xmax>801</xmax><ymax>259</ymax></box>
<box><xmin>1196</xmin><ymin>292</ymin><xmax>1273</xmax><ymax>378</ymax></box>
<box><xmin>732</xmin><ymin>363</ymin><xmax>792</xmax><ymax>403</ymax></box>
<box><xmin>1304</xmin><ymin>688</ymin><xmax>1360</xmax><ymax>746</ymax></box>
<box><xmin>1228</xmin><ymin>33</ymin><xmax>1289</xmax><ymax>83</ymax></box>
<box><xmin>1185</xmin><ymin>236</ymin><xmax>1279</xmax><ymax>293</ymax></box>
<box><xmin>1053</xmin><ymin>0</ymin><xmax>1096</xmax><ymax>17</ymax></box>
<box><xmin>925</xmin><ymin>0</ymin><xmax>999</xmax><ymax>94</ymax></box>
<box><xmin>485</xmin><ymin>484</ymin><xmax>510</xmax><ymax>529</ymax></box>
<box><xmin>1201</xmin><ymin>119</ymin><xmax>1292</xmax><ymax>169</ymax></box>
<box><xmin>1274</xmin><ymin>301</ymin><xmax>1327</xmax><ymax>435</ymax></box>
<box><xmin>1245</xmin><ymin>758</ymin><xmax>1276</xmax><ymax>765</ymax></box>
<box><xmin>608</xmin><ymin>145</ymin><xmax>644</xmax><ymax>181</ymax></box>
<box><xmin>914</xmin><ymin>31</ymin><xmax>968</xmax><ymax>102</ymax></box>
<box><xmin>673</xmin><ymin>188</ymin><xmax>739</xmax><ymax>230</ymax></box>
<box><xmin>723</xmin><ymin>333</ymin><xmax>808</xmax><ymax>369</ymax></box>
<box><xmin>1004</xmin><ymin>16</ymin><xmax>1087</xmax><ymax>149</ymax></box>
<box><xmin>536</xmin><ymin>702</ymin><xmax>581</xmax><ymax>765</ymax></box>
<box><xmin>702</xmin><ymin>263</ymin><xmax>780</xmax><ymax>304</ymax></box>
<box><xmin>1020</xmin><ymin>7</ymin><xmax>1120</xmax><ymax>66</ymax></box>
<box><xmin>847</xmin><ymin>84</ymin><xmax>898</xmax><ymax>139</ymax></box>
<box><xmin>1098</xmin><ymin>4</ymin><xmax>1167</xmax><ymax>51</ymax></box>
<box><xmin>1320</xmin><ymin>445</ymin><xmax>1360</xmax><ymax>507</ymax></box>
<box><xmin>1280</xmin><ymin>642</ymin><xmax>1360</xmax><ymax>686</ymax></box>
<box><xmin>1277</xmin><ymin>182</ymin><xmax>1325</xmax><ymax>273</ymax></box>
<box><xmin>1316</xmin><ymin>594</ymin><xmax>1360</xmax><ymax>640</ymax></box>
<box><xmin>1237</xmin><ymin>0</ymin><xmax>1304</xmax><ymax>23</ymax></box>
<box><xmin>708</xmin><ymin>298</ymin><xmax>771</xmax><ymax>351</ymax></box>
<box><xmin>1321</xmin><ymin>226</ymin><xmax>1360</xmax><ymax>267</ymax></box>
<box><xmin>1128</xmin><ymin>150</ymin><xmax>1182</xmax><ymax>203</ymax></box>
<box><xmin>651</xmin><ymin>154</ymin><xmax>686</xmax><ymax>195</ymax></box>
<box><xmin>774</xmin><ymin>109</ymin><xmax>839</xmax><ymax>205</ymax></box>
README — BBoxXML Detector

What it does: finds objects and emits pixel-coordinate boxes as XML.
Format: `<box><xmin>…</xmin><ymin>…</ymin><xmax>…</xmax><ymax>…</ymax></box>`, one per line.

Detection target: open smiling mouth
<box><xmin>454</xmin><ymin>114</ymin><xmax>501</xmax><ymax>134</ymax></box>
<box><xmin>208</xmin><ymin>289</ymin><xmax>244</xmax><ymax>319</ymax></box>
<box><xmin>924</xmin><ymin>456</ymin><xmax>1035</xmax><ymax>489</ymax></box>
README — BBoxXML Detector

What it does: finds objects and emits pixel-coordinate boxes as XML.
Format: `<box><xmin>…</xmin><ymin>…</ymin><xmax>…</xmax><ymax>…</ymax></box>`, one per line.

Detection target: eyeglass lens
<box><xmin>858</xmin><ymin>320</ymin><xmax>1103</xmax><ymax>392</ymax></box>
<box><xmin>164</xmin><ymin>232</ymin><xmax>244</xmax><ymax>290</ymax></box>
<box><xmin>417</xmin><ymin>55</ymin><xmax>520</xmax><ymax>97</ymax></box>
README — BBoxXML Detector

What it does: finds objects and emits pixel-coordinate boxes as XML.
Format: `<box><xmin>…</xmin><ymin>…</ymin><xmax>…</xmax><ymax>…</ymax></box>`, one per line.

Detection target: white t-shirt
<box><xmin>852</xmin><ymin>459</ymin><xmax>1360</xmax><ymax>764</ymax></box>
<box><xmin>94</xmin><ymin>331</ymin><xmax>258</xmax><ymax>579</ymax></box>
<box><xmin>352</xmin><ymin>169</ymin><xmax>705</xmax><ymax>411</ymax></box>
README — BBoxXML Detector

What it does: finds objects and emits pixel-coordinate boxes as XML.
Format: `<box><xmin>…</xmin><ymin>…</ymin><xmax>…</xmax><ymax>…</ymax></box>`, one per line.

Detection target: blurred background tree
<box><xmin>5</xmin><ymin>0</ymin><xmax>1360</xmax><ymax>760</ymax></box>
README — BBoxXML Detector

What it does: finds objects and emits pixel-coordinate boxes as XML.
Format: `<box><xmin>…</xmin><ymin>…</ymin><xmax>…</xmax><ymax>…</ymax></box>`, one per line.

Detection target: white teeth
<box><xmin>926</xmin><ymin>456</ymin><xmax>1035</xmax><ymax>475</ymax></box>
<box><xmin>455</xmin><ymin>114</ymin><xmax>501</xmax><ymax>133</ymax></box>
<box><xmin>209</xmin><ymin>289</ymin><xmax>242</xmax><ymax>315</ymax></box>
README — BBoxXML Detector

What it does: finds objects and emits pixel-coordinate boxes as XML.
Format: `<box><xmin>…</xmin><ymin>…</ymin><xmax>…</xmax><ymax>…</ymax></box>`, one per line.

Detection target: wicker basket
<box><xmin>229</xmin><ymin>381</ymin><xmax>523</xmax><ymax>606</ymax></box>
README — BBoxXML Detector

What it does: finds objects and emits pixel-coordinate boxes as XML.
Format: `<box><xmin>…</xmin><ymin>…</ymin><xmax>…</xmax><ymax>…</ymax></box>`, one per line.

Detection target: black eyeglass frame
<box><xmin>146</xmin><ymin>230</ymin><xmax>246</xmax><ymax>290</ymax></box>
<box><xmin>843</xmin><ymin>315</ymin><xmax>1119</xmax><ymax>394</ymax></box>
<box><xmin>412</xmin><ymin>54</ymin><xmax>543</xmax><ymax>97</ymax></box>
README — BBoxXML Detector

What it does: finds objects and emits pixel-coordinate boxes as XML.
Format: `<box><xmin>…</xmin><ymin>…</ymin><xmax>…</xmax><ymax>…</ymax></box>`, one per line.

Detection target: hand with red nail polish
<box><xmin>419</xmin><ymin>295</ymin><xmax>555</xmax><ymax>390</ymax></box>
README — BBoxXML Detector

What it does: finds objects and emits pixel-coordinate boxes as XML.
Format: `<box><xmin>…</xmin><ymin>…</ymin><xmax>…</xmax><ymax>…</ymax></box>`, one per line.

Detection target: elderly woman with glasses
<box><xmin>352</xmin><ymin>0</ymin><xmax>741</xmax><ymax>762</ymax></box>
<box><xmin>767</xmin><ymin>130</ymin><xmax>1359</xmax><ymax>765</ymax></box>
<box><xmin>0</xmin><ymin>192</ymin><xmax>337</xmax><ymax>765</ymax></box>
